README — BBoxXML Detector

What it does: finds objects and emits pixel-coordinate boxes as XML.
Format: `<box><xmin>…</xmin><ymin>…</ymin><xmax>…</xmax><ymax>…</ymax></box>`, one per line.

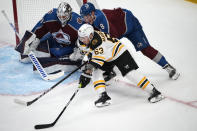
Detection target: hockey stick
<box><xmin>1</xmin><ymin>10</ymin><xmax>64</xmax><ymax>81</ymax></box>
<box><xmin>34</xmin><ymin>84</ymin><xmax>82</xmax><ymax>129</ymax></box>
<box><xmin>14</xmin><ymin>61</ymin><xmax>88</xmax><ymax>106</ymax></box>
<box><xmin>1</xmin><ymin>10</ymin><xmax>20</xmax><ymax>38</ymax></box>
<box><xmin>28</xmin><ymin>51</ymin><xmax>64</xmax><ymax>81</ymax></box>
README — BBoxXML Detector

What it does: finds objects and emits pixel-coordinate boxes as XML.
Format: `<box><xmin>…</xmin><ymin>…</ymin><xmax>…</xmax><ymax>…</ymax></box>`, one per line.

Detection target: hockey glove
<box><xmin>69</xmin><ymin>48</ymin><xmax>83</xmax><ymax>61</ymax></box>
<box><xmin>15</xmin><ymin>30</ymin><xmax>40</xmax><ymax>55</ymax></box>
<box><xmin>79</xmin><ymin>72</ymin><xmax>91</xmax><ymax>88</ymax></box>
<box><xmin>82</xmin><ymin>52</ymin><xmax>92</xmax><ymax>62</ymax></box>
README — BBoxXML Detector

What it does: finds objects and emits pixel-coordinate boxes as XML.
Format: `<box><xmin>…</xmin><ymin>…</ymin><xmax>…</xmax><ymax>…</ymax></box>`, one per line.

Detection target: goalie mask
<box><xmin>57</xmin><ymin>2</ymin><xmax>72</xmax><ymax>27</ymax></box>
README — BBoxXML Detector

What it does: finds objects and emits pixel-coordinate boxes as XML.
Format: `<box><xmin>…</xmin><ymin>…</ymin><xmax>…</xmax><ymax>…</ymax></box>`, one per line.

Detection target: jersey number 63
<box><xmin>94</xmin><ymin>47</ymin><xmax>104</xmax><ymax>55</ymax></box>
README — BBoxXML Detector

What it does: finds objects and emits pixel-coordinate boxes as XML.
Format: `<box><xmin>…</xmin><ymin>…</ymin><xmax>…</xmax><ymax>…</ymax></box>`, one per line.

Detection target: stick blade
<box><xmin>34</xmin><ymin>123</ymin><xmax>54</xmax><ymax>129</ymax></box>
<box><xmin>14</xmin><ymin>99</ymin><xmax>27</xmax><ymax>106</ymax></box>
<box><xmin>44</xmin><ymin>70</ymin><xmax>64</xmax><ymax>81</ymax></box>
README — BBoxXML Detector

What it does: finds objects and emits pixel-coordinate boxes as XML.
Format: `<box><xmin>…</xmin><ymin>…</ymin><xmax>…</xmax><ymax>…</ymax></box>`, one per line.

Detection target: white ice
<box><xmin>0</xmin><ymin>0</ymin><xmax>197</xmax><ymax>131</ymax></box>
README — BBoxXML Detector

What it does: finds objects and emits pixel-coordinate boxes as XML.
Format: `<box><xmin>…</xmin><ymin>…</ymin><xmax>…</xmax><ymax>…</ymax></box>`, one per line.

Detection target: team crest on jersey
<box><xmin>92</xmin><ymin>39</ymin><xmax>98</xmax><ymax>45</ymax></box>
<box><xmin>52</xmin><ymin>29</ymin><xmax>71</xmax><ymax>45</ymax></box>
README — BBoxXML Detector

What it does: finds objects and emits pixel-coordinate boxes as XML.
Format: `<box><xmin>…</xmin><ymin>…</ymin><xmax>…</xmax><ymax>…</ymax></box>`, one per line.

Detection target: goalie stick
<box><xmin>35</xmin><ymin>84</ymin><xmax>81</xmax><ymax>129</ymax></box>
<box><xmin>1</xmin><ymin>10</ymin><xmax>64</xmax><ymax>81</ymax></box>
<box><xmin>28</xmin><ymin>51</ymin><xmax>64</xmax><ymax>81</ymax></box>
<box><xmin>14</xmin><ymin>61</ymin><xmax>88</xmax><ymax>106</ymax></box>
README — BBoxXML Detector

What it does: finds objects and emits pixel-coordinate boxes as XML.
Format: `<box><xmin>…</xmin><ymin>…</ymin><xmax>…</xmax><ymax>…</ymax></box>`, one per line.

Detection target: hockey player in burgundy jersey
<box><xmin>15</xmin><ymin>2</ymin><xmax>83</xmax><ymax>74</ymax></box>
<box><xmin>80</xmin><ymin>2</ymin><xmax>180</xmax><ymax>80</ymax></box>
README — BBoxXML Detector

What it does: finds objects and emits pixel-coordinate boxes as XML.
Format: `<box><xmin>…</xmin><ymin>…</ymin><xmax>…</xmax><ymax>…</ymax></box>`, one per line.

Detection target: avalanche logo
<box><xmin>52</xmin><ymin>29</ymin><xmax>71</xmax><ymax>45</ymax></box>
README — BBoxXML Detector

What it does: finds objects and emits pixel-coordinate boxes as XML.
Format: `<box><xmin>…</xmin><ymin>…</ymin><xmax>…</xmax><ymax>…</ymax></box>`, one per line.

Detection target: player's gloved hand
<box><xmin>82</xmin><ymin>52</ymin><xmax>92</xmax><ymax>63</ymax></box>
<box><xmin>69</xmin><ymin>48</ymin><xmax>83</xmax><ymax>61</ymax></box>
<box><xmin>79</xmin><ymin>72</ymin><xmax>91</xmax><ymax>88</ymax></box>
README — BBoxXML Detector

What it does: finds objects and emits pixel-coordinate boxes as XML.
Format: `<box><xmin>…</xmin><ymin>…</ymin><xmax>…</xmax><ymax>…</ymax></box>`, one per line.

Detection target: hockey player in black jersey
<box><xmin>77</xmin><ymin>24</ymin><xmax>165</xmax><ymax>107</ymax></box>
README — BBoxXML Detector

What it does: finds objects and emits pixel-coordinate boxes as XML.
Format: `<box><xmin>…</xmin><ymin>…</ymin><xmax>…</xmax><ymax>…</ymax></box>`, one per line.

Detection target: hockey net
<box><xmin>12</xmin><ymin>0</ymin><xmax>99</xmax><ymax>45</ymax></box>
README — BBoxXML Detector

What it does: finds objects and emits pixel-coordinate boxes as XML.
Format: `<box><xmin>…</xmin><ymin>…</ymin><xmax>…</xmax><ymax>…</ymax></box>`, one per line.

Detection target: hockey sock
<box><xmin>93</xmin><ymin>80</ymin><xmax>106</xmax><ymax>94</ymax></box>
<box><xmin>136</xmin><ymin>76</ymin><xmax>154</xmax><ymax>92</ymax></box>
<box><xmin>141</xmin><ymin>46</ymin><xmax>168</xmax><ymax>67</ymax></box>
<box><xmin>92</xmin><ymin>69</ymin><xmax>106</xmax><ymax>94</ymax></box>
<box><xmin>125</xmin><ymin>70</ymin><xmax>154</xmax><ymax>92</ymax></box>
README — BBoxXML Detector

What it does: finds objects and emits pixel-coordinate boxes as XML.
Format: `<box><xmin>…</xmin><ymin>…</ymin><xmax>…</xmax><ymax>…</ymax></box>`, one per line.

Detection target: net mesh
<box><xmin>16</xmin><ymin>0</ymin><xmax>82</xmax><ymax>35</ymax></box>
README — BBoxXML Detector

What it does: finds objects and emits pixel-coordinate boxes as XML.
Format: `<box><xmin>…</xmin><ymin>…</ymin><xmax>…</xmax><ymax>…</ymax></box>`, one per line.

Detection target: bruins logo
<box><xmin>92</xmin><ymin>39</ymin><xmax>98</xmax><ymax>45</ymax></box>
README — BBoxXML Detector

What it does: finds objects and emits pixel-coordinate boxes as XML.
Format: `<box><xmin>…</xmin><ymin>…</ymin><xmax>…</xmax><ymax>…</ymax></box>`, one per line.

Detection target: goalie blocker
<box><xmin>15</xmin><ymin>30</ymin><xmax>40</xmax><ymax>55</ymax></box>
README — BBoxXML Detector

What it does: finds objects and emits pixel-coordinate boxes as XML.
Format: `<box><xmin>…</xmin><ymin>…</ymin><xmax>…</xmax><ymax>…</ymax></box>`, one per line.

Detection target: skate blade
<box><xmin>171</xmin><ymin>72</ymin><xmax>180</xmax><ymax>80</ymax></box>
<box><xmin>95</xmin><ymin>100</ymin><xmax>111</xmax><ymax>107</ymax></box>
<box><xmin>149</xmin><ymin>95</ymin><xmax>165</xmax><ymax>103</ymax></box>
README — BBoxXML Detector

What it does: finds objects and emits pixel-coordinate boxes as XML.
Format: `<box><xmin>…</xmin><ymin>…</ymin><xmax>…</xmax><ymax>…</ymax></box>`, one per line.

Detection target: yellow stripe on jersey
<box><xmin>92</xmin><ymin>56</ymin><xmax>105</xmax><ymax>60</ymax></box>
<box><xmin>116</xmin><ymin>44</ymin><xmax>124</xmax><ymax>56</ymax></box>
<box><xmin>91</xmin><ymin>59</ymin><xmax>104</xmax><ymax>66</ymax></box>
<box><xmin>112</xmin><ymin>42</ymin><xmax>120</xmax><ymax>57</ymax></box>
<box><xmin>106</xmin><ymin>42</ymin><xmax>124</xmax><ymax>62</ymax></box>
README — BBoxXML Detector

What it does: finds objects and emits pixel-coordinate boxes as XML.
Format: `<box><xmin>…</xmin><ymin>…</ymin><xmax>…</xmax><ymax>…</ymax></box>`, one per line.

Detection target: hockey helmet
<box><xmin>78</xmin><ymin>24</ymin><xmax>94</xmax><ymax>38</ymax></box>
<box><xmin>57</xmin><ymin>2</ymin><xmax>72</xmax><ymax>26</ymax></box>
<box><xmin>80</xmin><ymin>2</ymin><xmax>95</xmax><ymax>17</ymax></box>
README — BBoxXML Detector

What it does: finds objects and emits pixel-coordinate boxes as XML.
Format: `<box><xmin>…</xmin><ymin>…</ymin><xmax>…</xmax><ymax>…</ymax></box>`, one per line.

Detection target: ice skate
<box><xmin>103</xmin><ymin>69</ymin><xmax>116</xmax><ymax>82</ymax></box>
<box><xmin>95</xmin><ymin>92</ymin><xmax>111</xmax><ymax>107</ymax></box>
<box><xmin>148</xmin><ymin>87</ymin><xmax>165</xmax><ymax>103</ymax></box>
<box><xmin>163</xmin><ymin>64</ymin><xmax>180</xmax><ymax>80</ymax></box>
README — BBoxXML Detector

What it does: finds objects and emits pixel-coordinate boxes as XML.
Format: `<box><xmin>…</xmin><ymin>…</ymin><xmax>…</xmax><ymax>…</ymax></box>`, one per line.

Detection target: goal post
<box><xmin>12</xmin><ymin>0</ymin><xmax>99</xmax><ymax>45</ymax></box>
